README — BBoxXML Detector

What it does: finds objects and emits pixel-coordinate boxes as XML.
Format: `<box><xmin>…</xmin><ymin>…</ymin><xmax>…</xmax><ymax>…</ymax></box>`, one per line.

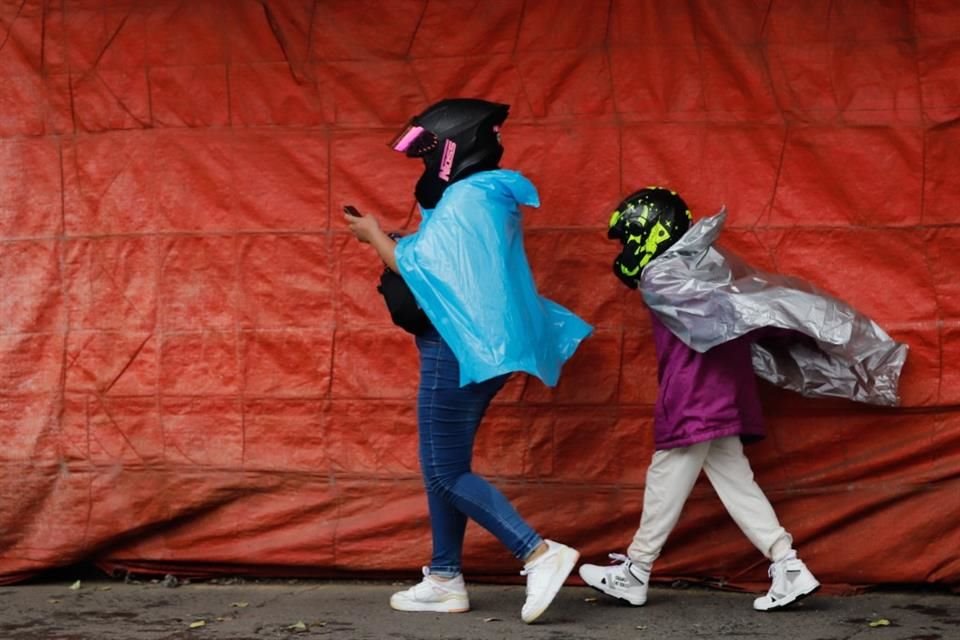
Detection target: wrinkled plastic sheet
<box><xmin>1</xmin><ymin>0</ymin><xmax>959</xmax><ymax>591</ymax></box>
<box><xmin>642</xmin><ymin>210</ymin><xmax>908</xmax><ymax>406</ymax></box>
<box><xmin>395</xmin><ymin>170</ymin><xmax>592</xmax><ymax>387</ymax></box>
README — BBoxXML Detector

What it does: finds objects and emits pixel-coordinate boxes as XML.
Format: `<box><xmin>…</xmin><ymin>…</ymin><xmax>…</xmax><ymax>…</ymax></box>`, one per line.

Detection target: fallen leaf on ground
<box><xmin>636</xmin><ymin>625</ymin><xmax>647</xmax><ymax>630</ymax></box>
<box><xmin>482</xmin><ymin>617</ymin><xmax>501</xmax><ymax>622</ymax></box>
<box><xmin>69</xmin><ymin>580</ymin><xmax>81</xmax><ymax>591</ymax></box>
<box><xmin>230</xmin><ymin>602</ymin><xmax>249</xmax><ymax>608</ymax></box>
<box><xmin>584</xmin><ymin>597</ymin><xmax>597</xmax><ymax>602</ymax></box>
<box><xmin>287</xmin><ymin>620</ymin><xmax>308</xmax><ymax>632</ymax></box>
<box><xmin>48</xmin><ymin>599</ymin><xmax>60</xmax><ymax>604</ymax></box>
<box><xmin>868</xmin><ymin>618</ymin><xmax>891</xmax><ymax>627</ymax></box>
<box><xmin>189</xmin><ymin>620</ymin><xmax>206</xmax><ymax>629</ymax></box>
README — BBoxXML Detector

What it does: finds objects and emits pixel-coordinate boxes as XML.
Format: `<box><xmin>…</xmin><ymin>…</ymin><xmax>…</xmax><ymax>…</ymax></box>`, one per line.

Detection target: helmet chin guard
<box><xmin>608</xmin><ymin>186</ymin><xmax>693</xmax><ymax>286</ymax></box>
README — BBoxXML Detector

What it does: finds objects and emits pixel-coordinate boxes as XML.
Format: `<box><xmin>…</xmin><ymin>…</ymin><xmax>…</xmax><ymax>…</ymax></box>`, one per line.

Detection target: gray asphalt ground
<box><xmin>1</xmin><ymin>578</ymin><xmax>957</xmax><ymax>640</ymax></box>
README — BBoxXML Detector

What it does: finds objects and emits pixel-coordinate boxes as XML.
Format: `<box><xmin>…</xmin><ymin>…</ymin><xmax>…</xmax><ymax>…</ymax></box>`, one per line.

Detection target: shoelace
<box><xmin>768</xmin><ymin>553</ymin><xmax>796</xmax><ymax>579</ymax></box>
<box><xmin>416</xmin><ymin>566</ymin><xmax>462</xmax><ymax>593</ymax></box>
<box><xmin>767</xmin><ymin>557</ymin><xmax>796</xmax><ymax>588</ymax></box>
<box><xmin>520</xmin><ymin>551</ymin><xmax>547</xmax><ymax>577</ymax></box>
<box><xmin>608</xmin><ymin>553</ymin><xmax>631</xmax><ymax>565</ymax></box>
<box><xmin>520</xmin><ymin>552</ymin><xmax>547</xmax><ymax>595</ymax></box>
<box><xmin>411</xmin><ymin>567</ymin><xmax>435</xmax><ymax>595</ymax></box>
<box><xmin>520</xmin><ymin>566</ymin><xmax>535</xmax><ymax>597</ymax></box>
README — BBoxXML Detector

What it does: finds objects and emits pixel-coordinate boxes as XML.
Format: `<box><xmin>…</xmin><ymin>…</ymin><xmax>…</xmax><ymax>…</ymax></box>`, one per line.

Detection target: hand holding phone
<box><xmin>344</xmin><ymin>204</ymin><xmax>379</xmax><ymax>245</ymax></box>
<box><xmin>342</xmin><ymin>206</ymin><xmax>396</xmax><ymax>269</ymax></box>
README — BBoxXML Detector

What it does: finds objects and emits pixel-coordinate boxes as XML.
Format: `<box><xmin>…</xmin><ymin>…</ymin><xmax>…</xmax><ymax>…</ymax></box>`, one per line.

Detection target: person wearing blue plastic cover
<box><xmin>343</xmin><ymin>98</ymin><xmax>592</xmax><ymax>624</ymax></box>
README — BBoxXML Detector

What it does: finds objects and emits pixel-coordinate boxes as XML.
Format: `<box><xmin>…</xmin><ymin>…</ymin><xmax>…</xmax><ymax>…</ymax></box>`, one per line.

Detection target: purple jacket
<box><xmin>650</xmin><ymin>310</ymin><xmax>771</xmax><ymax>450</ymax></box>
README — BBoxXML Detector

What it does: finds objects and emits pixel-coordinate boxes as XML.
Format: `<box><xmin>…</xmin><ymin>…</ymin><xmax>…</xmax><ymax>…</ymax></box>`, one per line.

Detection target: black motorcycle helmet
<box><xmin>389</xmin><ymin>98</ymin><xmax>509</xmax><ymax>209</ymax></box>
<box><xmin>607</xmin><ymin>187</ymin><xmax>692</xmax><ymax>288</ymax></box>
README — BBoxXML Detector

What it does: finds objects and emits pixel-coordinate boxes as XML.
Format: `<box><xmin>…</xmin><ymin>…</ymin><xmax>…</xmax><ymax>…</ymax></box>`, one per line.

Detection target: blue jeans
<box><xmin>416</xmin><ymin>329</ymin><xmax>543</xmax><ymax>577</ymax></box>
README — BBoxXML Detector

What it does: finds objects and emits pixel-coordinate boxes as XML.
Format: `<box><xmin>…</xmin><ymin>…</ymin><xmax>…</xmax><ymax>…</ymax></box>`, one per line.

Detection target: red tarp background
<box><xmin>1</xmin><ymin>0</ymin><xmax>959</xmax><ymax>592</ymax></box>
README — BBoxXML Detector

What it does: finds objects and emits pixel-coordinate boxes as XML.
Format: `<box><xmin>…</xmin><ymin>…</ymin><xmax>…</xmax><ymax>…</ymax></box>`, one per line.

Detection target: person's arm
<box><xmin>343</xmin><ymin>209</ymin><xmax>399</xmax><ymax>272</ymax></box>
<box><xmin>368</xmin><ymin>227</ymin><xmax>399</xmax><ymax>273</ymax></box>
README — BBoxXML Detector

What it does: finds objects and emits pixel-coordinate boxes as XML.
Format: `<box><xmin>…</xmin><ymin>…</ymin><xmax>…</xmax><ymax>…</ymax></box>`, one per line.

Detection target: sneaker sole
<box><xmin>522</xmin><ymin>547</ymin><xmax>580</xmax><ymax>624</ymax></box>
<box><xmin>755</xmin><ymin>582</ymin><xmax>820</xmax><ymax>611</ymax></box>
<box><xmin>585</xmin><ymin>582</ymin><xmax>646</xmax><ymax>607</ymax></box>
<box><xmin>390</xmin><ymin>595</ymin><xmax>470</xmax><ymax>614</ymax></box>
<box><xmin>389</xmin><ymin>600</ymin><xmax>470</xmax><ymax>614</ymax></box>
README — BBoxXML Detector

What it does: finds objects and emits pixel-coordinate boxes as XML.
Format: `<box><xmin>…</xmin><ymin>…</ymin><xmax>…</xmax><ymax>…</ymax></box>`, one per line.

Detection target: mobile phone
<box><xmin>343</xmin><ymin>205</ymin><xmax>361</xmax><ymax>217</ymax></box>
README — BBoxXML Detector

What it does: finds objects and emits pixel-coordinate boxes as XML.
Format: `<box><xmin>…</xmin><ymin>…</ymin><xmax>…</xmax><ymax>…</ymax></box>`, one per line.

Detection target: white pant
<box><xmin>628</xmin><ymin>436</ymin><xmax>792</xmax><ymax>571</ymax></box>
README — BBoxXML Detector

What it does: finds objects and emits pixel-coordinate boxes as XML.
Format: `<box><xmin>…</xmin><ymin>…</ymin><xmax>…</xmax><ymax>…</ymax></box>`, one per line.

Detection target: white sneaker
<box><xmin>389</xmin><ymin>567</ymin><xmax>470</xmax><ymax>613</ymax></box>
<box><xmin>753</xmin><ymin>552</ymin><xmax>820</xmax><ymax>611</ymax></box>
<box><xmin>520</xmin><ymin>540</ymin><xmax>580</xmax><ymax>624</ymax></box>
<box><xmin>578</xmin><ymin>553</ymin><xmax>650</xmax><ymax>606</ymax></box>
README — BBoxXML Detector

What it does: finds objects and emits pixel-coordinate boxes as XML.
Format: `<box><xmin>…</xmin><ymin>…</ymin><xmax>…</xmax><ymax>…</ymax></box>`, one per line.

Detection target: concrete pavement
<box><xmin>0</xmin><ymin>578</ymin><xmax>957</xmax><ymax>639</ymax></box>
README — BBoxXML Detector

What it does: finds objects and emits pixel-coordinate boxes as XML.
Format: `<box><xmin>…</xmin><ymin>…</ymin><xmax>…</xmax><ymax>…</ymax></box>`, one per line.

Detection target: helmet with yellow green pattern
<box><xmin>608</xmin><ymin>187</ymin><xmax>692</xmax><ymax>288</ymax></box>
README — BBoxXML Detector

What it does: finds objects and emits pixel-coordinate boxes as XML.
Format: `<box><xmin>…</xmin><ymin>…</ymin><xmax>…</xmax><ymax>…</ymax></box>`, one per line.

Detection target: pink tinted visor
<box><xmin>388</xmin><ymin>121</ymin><xmax>439</xmax><ymax>157</ymax></box>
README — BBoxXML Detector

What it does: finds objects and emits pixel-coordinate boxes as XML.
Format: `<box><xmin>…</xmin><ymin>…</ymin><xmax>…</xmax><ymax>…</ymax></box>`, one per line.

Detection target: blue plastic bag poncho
<box><xmin>395</xmin><ymin>170</ymin><xmax>593</xmax><ymax>387</ymax></box>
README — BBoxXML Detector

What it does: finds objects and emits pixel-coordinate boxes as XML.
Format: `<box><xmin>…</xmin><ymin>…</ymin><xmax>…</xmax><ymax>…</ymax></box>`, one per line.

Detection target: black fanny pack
<box><xmin>377</xmin><ymin>268</ymin><xmax>432</xmax><ymax>336</ymax></box>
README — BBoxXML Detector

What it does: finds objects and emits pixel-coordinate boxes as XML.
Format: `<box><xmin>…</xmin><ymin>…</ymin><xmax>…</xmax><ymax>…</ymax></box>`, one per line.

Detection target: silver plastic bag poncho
<box><xmin>640</xmin><ymin>210</ymin><xmax>908</xmax><ymax>406</ymax></box>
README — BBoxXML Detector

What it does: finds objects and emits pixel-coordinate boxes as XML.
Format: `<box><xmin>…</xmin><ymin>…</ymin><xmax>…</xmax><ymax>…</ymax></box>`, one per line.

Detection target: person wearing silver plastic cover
<box><xmin>580</xmin><ymin>187</ymin><xmax>818</xmax><ymax>611</ymax></box>
<box><xmin>344</xmin><ymin>98</ymin><xmax>591</xmax><ymax>624</ymax></box>
<box><xmin>579</xmin><ymin>187</ymin><xmax>905</xmax><ymax>612</ymax></box>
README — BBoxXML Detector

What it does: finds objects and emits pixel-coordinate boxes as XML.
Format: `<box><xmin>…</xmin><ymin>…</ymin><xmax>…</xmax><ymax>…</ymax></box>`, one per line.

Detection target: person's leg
<box><xmin>627</xmin><ymin>441</ymin><xmax>712</xmax><ymax>570</ymax></box>
<box><xmin>416</xmin><ymin>334</ymin><xmax>578</xmax><ymax>623</ymax></box>
<box><xmin>579</xmin><ymin>441</ymin><xmax>710</xmax><ymax>606</ymax></box>
<box><xmin>701</xmin><ymin>436</ymin><xmax>790</xmax><ymax>559</ymax></box>
<box><xmin>702</xmin><ymin>436</ymin><xmax>819</xmax><ymax>610</ymax></box>
<box><xmin>390</xmin><ymin>331</ymin><xmax>473</xmax><ymax>614</ymax></box>
<box><xmin>417</xmin><ymin>334</ymin><xmax>541</xmax><ymax>571</ymax></box>
<box><xmin>415</xmin><ymin>332</ymin><xmax>470</xmax><ymax>578</ymax></box>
